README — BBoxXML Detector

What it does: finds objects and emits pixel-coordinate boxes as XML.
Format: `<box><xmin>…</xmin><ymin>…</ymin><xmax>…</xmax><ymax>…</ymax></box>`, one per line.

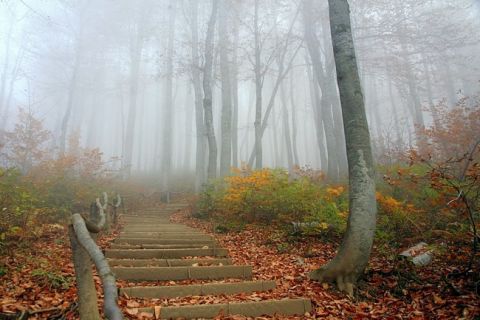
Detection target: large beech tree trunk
<box><xmin>309</xmin><ymin>0</ymin><xmax>377</xmax><ymax>296</ymax></box>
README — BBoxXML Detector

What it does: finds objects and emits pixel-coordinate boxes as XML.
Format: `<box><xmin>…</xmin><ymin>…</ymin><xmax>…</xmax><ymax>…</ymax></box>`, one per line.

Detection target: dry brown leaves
<box><xmin>1</xmin><ymin>212</ymin><xmax>478</xmax><ymax>320</ymax></box>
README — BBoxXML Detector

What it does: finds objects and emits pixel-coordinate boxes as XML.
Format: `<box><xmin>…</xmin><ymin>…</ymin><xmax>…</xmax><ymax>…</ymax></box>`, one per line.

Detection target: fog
<box><xmin>1</xmin><ymin>0</ymin><xmax>479</xmax><ymax>188</ymax></box>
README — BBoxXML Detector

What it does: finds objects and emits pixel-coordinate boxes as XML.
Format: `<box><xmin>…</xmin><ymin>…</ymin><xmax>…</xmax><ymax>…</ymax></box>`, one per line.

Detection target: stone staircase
<box><xmin>106</xmin><ymin>203</ymin><xmax>312</xmax><ymax>319</ymax></box>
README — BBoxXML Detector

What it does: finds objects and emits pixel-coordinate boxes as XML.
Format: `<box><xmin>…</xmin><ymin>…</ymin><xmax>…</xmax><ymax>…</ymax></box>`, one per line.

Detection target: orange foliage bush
<box><xmin>0</xmin><ymin>110</ymin><xmax>117</xmax><ymax>244</ymax></box>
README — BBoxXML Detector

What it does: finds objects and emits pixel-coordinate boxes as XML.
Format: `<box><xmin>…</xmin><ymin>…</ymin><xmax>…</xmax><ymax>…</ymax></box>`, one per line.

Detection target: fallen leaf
<box><xmin>138</xmin><ymin>312</ymin><xmax>154</xmax><ymax>319</ymax></box>
<box><xmin>154</xmin><ymin>306</ymin><xmax>161</xmax><ymax>319</ymax></box>
<box><xmin>126</xmin><ymin>308</ymin><xmax>139</xmax><ymax>316</ymax></box>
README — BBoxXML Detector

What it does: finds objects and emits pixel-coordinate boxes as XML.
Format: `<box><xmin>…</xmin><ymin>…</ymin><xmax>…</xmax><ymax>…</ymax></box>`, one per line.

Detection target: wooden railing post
<box><xmin>69</xmin><ymin>192</ymin><xmax>123</xmax><ymax>320</ymax></box>
<box><xmin>112</xmin><ymin>193</ymin><xmax>122</xmax><ymax>225</ymax></box>
<box><xmin>68</xmin><ymin>225</ymin><xmax>101</xmax><ymax>320</ymax></box>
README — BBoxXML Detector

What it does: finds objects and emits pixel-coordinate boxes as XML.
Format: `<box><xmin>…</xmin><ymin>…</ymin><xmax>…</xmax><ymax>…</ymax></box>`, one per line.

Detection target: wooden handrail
<box><xmin>69</xmin><ymin>193</ymin><xmax>124</xmax><ymax>320</ymax></box>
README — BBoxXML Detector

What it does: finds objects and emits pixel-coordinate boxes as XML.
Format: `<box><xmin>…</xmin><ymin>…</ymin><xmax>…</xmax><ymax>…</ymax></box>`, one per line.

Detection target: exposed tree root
<box><xmin>309</xmin><ymin>259</ymin><xmax>359</xmax><ymax>297</ymax></box>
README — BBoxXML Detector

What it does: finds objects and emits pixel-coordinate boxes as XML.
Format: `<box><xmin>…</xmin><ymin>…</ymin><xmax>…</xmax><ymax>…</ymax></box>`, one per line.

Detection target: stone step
<box><xmin>118</xmin><ymin>233</ymin><xmax>213</xmax><ymax>240</ymax></box>
<box><xmin>120</xmin><ymin>232</ymin><xmax>202</xmax><ymax>237</ymax></box>
<box><xmin>115</xmin><ymin>238</ymin><xmax>215</xmax><ymax>245</ymax></box>
<box><xmin>110</xmin><ymin>244</ymin><xmax>212</xmax><ymax>249</ymax></box>
<box><xmin>121</xmin><ymin>215</ymin><xmax>185</xmax><ymax>221</ymax></box>
<box><xmin>142</xmin><ymin>210</ymin><xmax>185</xmax><ymax>213</ymax></box>
<box><xmin>105</xmin><ymin>248</ymin><xmax>229</xmax><ymax>259</ymax></box>
<box><xmin>119</xmin><ymin>232</ymin><xmax>208</xmax><ymax>238</ymax></box>
<box><xmin>120</xmin><ymin>280</ymin><xmax>276</xmax><ymax>298</ymax></box>
<box><xmin>107</xmin><ymin>258</ymin><xmax>232</xmax><ymax>267</ymax></box>
<box><xmin>122</xmin><ymin>220</ymin><xmax>172</xmax><ymax>224</ymax></box>
<box><xmin>121</xmin><ymin>213</ymin><xmax>172</xmax><ymax>222</ymax></box>
<box><xmin>119</xmin><ymin>230</ymin><xmax>207</xmax><ymax>235</ymax></box>
<box><xmin>121</xmin><ymin>219</ymin><xmax>180</xmax><ymax>224</ymax></box>
<box><xmin>139</xmin><ymin>298</ymin><xmax>312</xmax><ymax>319</ymax></box>
<box><xmin>138</xmin><ymin>210</ymin><xmax>178</xmax><ymax>213</ymax></box>
<box><xmin>121</xmin><ymin>222</ymin><xmax>189</xmax><ymax>225</ymax></box>
<box><xmin>121</xmin><ymin>215</ymin><xmax>176</xmax><ymax>219</ymax></box>
<box><xmin>122</xmin><ymin>226</ymin><xmax>195</xmax><ymax>231</ymax></box>
<box><xmin>121</xmin><ymin>215</ymin><xmax>172</xmax><ymax>219</ymax></box>
<box><xmin>122</xmin><ymin>225</ymin><xmax>194</xmax><ymax>229</ymax></box>
<box><xmin>113</xmin><ymin>265</ymin><xmax>252</xmax><ymax>281</ymax></box>
<box><xmin>121</xmin><ymin>228</ymin><xmax>195</xmax><ymax>233</ymax></box>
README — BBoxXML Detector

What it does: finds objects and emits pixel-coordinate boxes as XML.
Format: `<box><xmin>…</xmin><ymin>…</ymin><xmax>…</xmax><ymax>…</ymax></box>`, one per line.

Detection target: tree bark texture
<box><xmin>309</xmin><ymin>0</ymin><xmax>377</xmax><ymax>296</ymax></box>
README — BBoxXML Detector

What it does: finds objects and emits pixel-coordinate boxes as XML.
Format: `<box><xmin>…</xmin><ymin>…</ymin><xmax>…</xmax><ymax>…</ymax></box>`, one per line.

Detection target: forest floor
<box><xmin>0</xmin><ymin>211</ymin><xmax>479</xmax><ymax>319</ymax></box>
<box><xmin>171</xmin><ymin>212</ymin><xmax>479</xmax><ymax>319</ymax></box>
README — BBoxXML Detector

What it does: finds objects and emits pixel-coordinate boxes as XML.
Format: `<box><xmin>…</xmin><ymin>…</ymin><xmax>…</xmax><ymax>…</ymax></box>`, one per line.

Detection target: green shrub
<box><xmin>198</xmin><ymin>168</ymin><xmax>347</xmax><ymax>234</ymax></box>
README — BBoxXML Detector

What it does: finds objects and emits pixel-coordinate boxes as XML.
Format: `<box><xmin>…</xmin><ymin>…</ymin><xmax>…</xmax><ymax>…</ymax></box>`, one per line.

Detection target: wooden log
<box><xmin>72</xmin><ymin>213</ymin><xmax>123</xmax><ymax>320</ymax></box>
<box><xmin>68</xmin><ymin>225</ymin><xmax>101</xmax><ymax>320</ymax></box>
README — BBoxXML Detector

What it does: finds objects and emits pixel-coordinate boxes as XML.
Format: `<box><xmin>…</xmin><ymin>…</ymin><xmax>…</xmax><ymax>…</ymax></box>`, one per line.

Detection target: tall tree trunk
<box><xmin>280</xmin><ymin>82</ymin><xmax>294</xmax><ymax>171</ymax></box>
<box><xmin>231</xmin><ymin>17</ymin><xmax>240</xmax><ymax>169</ymax></box>
<box><xmin>0</xmin><ymin>20</ymin><xmax>13</xmax><ymax>121</ymax></box>
<box><xmin>183</xmin><ymin>84</ymin><xmax>193</xmax><ymax>169</ymax></box>
<box><xmin>423</xmin><ymin>59</ymin><xmax>441</xmax><ymax>130</ymax></box>
<box><xmin>59</xmin><ymin>44</ymin><xmax>81</xmax><ymax>155</ymax></box>
<box><xmin>253</xmin><ymin>0</ymin><xmax>263</xmax><ymax>169</ymax></box>
<box><xmin>443</xmin><ymin>61</ymin><xmax>457</xmax><ymax>106</ymax></box>
<box><xmin>302</xmin><ymin>0</ymin><xmax>338</xmax><ymax>180</ymax></box>
<box><xmin>161</xmin><ymin>0</ymin><xmax>177</xmax><ymax>189</ymax></box>
<box><xmin>190</xmin><ymin>0</ymin><xmax>207</xmax><ymax>190</ymax></box>
<box><xmin>305</xmin><ymin>54</ymin><xmax>327</xmax><ymax>171</ymax></box>
<box><xmin>310</xmin><ymin>0</ymin><xmax>377</xmax><ymax>296</ymax></box>
<box><xmin>241</xmin><ymin>84</ymin><xmax>255</xmax><ymax>162</ymax></box>
<box><xmin>203</xmin><ymin>0</ymin><xmax>219</xmax><ymax>180</ymax></box>
<box><xmin>322</xmin><ymin>20</ymin><xmax>348</xmax><ymax>177</ymax></box>
<box><xmin>219</xmin><ymin>0</ymin><xmax>232</xmax><ymax>176</ymax></box>
<box><xmin>1</xmin><ymin>35</ymin><xmax>26</xmax><ymax>130</ymax></box>
<box><xmin>122</xmin><ymin>29</ymin><xmax>143</xmax><ymax>178</ymax></box>
<box><xmin>247</xmin><ymin>42</ymin><xmax>301</xmax><ymax>168</ymax></box>
<box><xmin>289</xmin><ymin>72</ymin><xmax>300</xmax><ymax>166</ymax></box>
<box><xmin>118</xmin><ymin>85</ymin><xmax>126</xmax><ymax>172</ymax></box>
<box><xmin>272</xmin><ymin>101</ymin><xmax>281</xmax><ymax>168</ymax></box>
<box><xmin>382</xmin><ymin>45</ymin><xmax>402</xmax><ymax>147</ymax></box>
<box><xmin>397</xmin><ymin>29</ymin><xmax>425</xmax><ymax>144</ymax></box>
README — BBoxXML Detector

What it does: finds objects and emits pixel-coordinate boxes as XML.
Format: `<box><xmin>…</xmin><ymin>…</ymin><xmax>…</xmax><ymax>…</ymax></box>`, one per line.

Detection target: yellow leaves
<box><xmin>326</xmin><ymin>186</ymin><xmax>345</xmax><ymax>197</ymax></box>
<box><xmin>384</xmin><ymin>196</ymin><xmax>401</xmax><ymax>209</ymax></box>
<box><xmin>221</xmin><ymin>168</ymin><xmax>275</xmax><ymax>211</ymax></box>
<box><xmin>376</xmin><ymin>192</ymin><xmax>401</xmax><ymax>209</ymax></box>
<box><xmin>376</xmin><ymin>191</ymin><xmax>422</xmax><ymax>218</ymax></box>
<box><xmin>338</xmin><ymin>211</ymin><xmax>348</xmax><ymax>218</ymax></box>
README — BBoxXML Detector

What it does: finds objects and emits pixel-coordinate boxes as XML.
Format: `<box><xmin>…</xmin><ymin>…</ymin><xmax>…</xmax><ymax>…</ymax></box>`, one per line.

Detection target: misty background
<box><xmin>0</xmin><ymin>0</ymin><xmax>479</xmax><ymax>189</ymax></box>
